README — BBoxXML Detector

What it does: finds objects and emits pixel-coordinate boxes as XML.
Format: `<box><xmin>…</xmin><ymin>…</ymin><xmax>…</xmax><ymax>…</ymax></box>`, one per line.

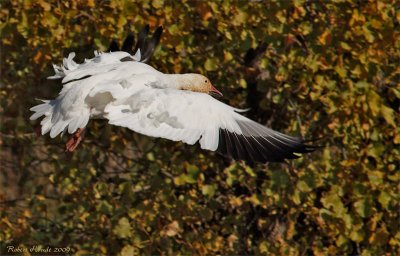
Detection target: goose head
<box><xmin>176</xmin><ymin>74</ymin><xmax>223</xmax><ymax>97</ymax></box>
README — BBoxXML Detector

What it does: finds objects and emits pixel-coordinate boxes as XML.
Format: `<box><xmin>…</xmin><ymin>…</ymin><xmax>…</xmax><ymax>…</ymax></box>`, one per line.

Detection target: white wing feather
<box><xmin>105</xmin><ymin>89</ymin><xmax>246</xmax><ymax>151</ymax></box>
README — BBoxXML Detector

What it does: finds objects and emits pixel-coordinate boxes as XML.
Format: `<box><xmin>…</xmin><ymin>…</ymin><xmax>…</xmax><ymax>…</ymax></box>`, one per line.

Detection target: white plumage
<box><xmin>30</xmin><ymin>50</ymin><xmax>315</xmax><ymax>163</ymax></box>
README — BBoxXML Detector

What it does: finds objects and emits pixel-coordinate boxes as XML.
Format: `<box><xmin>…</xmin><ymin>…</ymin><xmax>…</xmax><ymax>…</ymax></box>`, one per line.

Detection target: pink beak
<box><xmin>209</xmin><ymin>85</ymin><xmax>223</xmax><ymax>97</ymax></box>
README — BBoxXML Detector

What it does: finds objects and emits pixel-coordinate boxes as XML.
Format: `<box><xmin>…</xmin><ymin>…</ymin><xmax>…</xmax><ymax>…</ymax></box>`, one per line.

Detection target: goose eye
<box><xmin>205</xmin><ymin>80</ymin><xmax>208</xmax><ymax>83</ymax></box>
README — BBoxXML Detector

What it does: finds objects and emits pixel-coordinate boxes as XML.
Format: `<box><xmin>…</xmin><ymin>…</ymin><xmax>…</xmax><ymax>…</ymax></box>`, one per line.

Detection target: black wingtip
<box><xmin>301</xmin><ymin>136</ymin><xmax>326</xmax><ymax>152</ymax></box>
<box><xmin>107</xmin><ymin>39</ymin><xmax>120</xmax><ymax>52</ymax></box>
<box><xmin>121</xmin><ymin>32</ymin><xmax>135</xmax><ymax>53</ymax></box>
<box><xmin>217</xmin><ymin>129</ymin><xmax>318</xmax><ymax>163</ymax></box>
<box><xmin>107</xmin><ymin>25</ymin><xmax>163</xmax><ymax>63</ymax></box>
<box><xmin>244</xmin><ymin>41</ymin><xmax>268</xmax><ymax>67</ymax></box>
<box><xmin>141</xmin><ymin>25</ymin><xmax>163</xmax><ymax>63</ymax></box>
<box><xmin>133</xmin><ymin>25</ymin><xmax>150</xmax><ymax>54</ymax></box>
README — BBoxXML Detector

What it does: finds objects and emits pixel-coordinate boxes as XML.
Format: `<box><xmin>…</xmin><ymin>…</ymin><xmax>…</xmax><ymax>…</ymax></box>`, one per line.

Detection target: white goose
<box><xmin>30</xmin><ymin>50</ymin><xmax>316</xmax><ymax>163</ymax></box>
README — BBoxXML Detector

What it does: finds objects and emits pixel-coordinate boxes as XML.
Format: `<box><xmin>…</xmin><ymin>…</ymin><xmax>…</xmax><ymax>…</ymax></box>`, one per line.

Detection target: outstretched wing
<box><xmin>104</xmin><ymin>89</ymin><xmax>316</xmax><ymax>163</ymax></box>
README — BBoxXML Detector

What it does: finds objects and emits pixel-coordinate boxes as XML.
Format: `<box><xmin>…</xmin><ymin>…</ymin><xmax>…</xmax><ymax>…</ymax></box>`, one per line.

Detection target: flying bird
<box><xmin>30</xmin><ymin>36</ymin><xmax>316</xmax><ymax>164</ymax></box>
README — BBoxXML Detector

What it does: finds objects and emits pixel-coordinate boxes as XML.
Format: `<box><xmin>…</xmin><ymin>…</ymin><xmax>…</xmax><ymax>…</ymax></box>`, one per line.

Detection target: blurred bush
<box><xmin>0</xmin><ymin>0</ymin><xmax>399</xmax><ymax>255</ymax></box>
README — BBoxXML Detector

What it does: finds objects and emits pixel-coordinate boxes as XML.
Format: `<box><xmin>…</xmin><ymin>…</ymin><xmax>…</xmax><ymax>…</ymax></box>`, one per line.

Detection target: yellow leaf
<box><xmin>229</xmin><ymin>196</ymin><xmax>243</xmax><ymax>207</ymax></box>
<box><xmin>340</xmin><ymin>159</ymin><xmax>357</xmax><ymax>167</ymax></box>
<box><xmin>247</xmin><ymin>194</ymin><xmax>261</xmax><ymax>206</ymax></box>
<box><xmin>152</xmin><ymin>0</ymin><xmax>164</xmax><ymax>9</ymax></box>
<box><xmin>224</xmin><ymin>51</ymin><xmax>233</xmax><ymax>61</ymax></box>
<box><xmin>79</xmin><ymin>212</ymin><xmax>90</xmax><ymax>222</ymax></box>
<box><xmin>120</xmin><ymin>245</ymin><xmax>136</xmax><ymax>256</ymax></box>
<box><xmin>334</xmin><ymin>65</ymin><xmax>347</xmax><ymax>78</ymax></box>
<box><xmin>113</xmin><ymin>217</ymin><xmax>132</xmax><ymax>239</ymax></box>
<box><xmin>38</xmin><ymin>0</ymin><xmax>51</xmax><ymax>11</ymax></box>
<box><xmin>75</xmin><ymin>250</ymin><xmax>91</xmax><ymax>256</ymax></box>
<box><xmin>378</xmin><ymin>191</ymin><xmax>391</xmax><ymax>209</ymax></box>
<box><xmin>340</xmin><ymin>42</ymin><xmax>351</xmax><ymax>50</ymax></box>
<box><xmin>239</xmin><ymin>78</ymin><xmax>247</xmax><ymax>88</ymax></box>
<box><xmin>204</xmin><ymin>58</ymin><xmax>218</xmax><ymax>71</ymax></box>
<box><xmin>381</xmin><ymin>105</ymin><xmax>396</xmax><ymax>127</ymax></box>
<box><xmin>232</xmin><ymin>9</ymin><xmax>247</xmax><ymax>26</ymax></box>
<box><xmin>319</xmin><ymin>30</ymin><xmax>332</xmax><ymax>45</ymax></box>
<box><xmin>370</xmin><ymin>19</ymin><xmax>382</xmax><ymax>29</ymax></box>
<box><xmin>99</xmin><ymin>245</ymin><xmax>107</xmax><ymax>255</ymax></box>
<box><xmin>36</xmin><ymin>195</ymin><xmax>45</xmax><ymax>201</ymax></box>
<box><xmin>23</xmin><ymin>210</ymin><xmax>32</xmax><ymax>218</ymax></box>
<box><xmin>297</xmin><ymin>180</ymin><xmax>312</xmax><ymax>192</ymax></box>
<box><xmin>87</xmin><ymin>0</ymin><xmax>95</xmax><ymax>7</ymax></box>
<box><xmin>368</xmin><ymin>91</ymin><xmax>381</xmax><ymax>116</ymax></box>
<box><xmin>394</xmin><ymin>133</ymin><xmax>400</xmax><ymax>144</ymax></box>
<box><xmin>350</xmin><ymin>229</ymin><xmax>365</xmax><ymax>242</ymax></box>
<box><xmin>363</xmin><ymin>26</ymin><xmax>375</xmax><ymax>43</ymax></box>
<box><xmin>163</xmin><ymin>221</ymin><xmax>181</xmax><ymax>237</ymax></box>
<box><xmin>227</xmin><ymin>234</ymin><xmax>238</xmax><ymax>248</ymax></box>
<box><xmin>118</xmin><ymin>15</ymin><xmax>127</xmax><ymax>28</ymax></box>
<box><xmin>202</xmin><ymin>11</ymin><xmax>213</xmax><ymax>21</ymax></box>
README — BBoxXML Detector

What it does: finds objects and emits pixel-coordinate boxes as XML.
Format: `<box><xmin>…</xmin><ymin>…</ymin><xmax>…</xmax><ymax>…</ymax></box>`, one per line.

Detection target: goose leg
<box><xmin>65</xmin><ymin>128</ymin><xmax>85</xmax><ymax>152</ymax></box>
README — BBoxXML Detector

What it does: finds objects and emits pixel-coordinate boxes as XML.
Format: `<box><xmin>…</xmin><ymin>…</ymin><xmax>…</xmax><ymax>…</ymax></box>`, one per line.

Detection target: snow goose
<box><xmin>30</xmin><ymin>50</ymin><xmax>316</xmax><ymax>163</ymax></box>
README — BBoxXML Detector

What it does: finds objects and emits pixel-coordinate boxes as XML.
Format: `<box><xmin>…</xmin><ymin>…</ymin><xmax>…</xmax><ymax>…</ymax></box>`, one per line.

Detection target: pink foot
<box><xmin>65</xmin><ymin>128</ymin><xmax>85</xmax><ymax>152</ymax></box>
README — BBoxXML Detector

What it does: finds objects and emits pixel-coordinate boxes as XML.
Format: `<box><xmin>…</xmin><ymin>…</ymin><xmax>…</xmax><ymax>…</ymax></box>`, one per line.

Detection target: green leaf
<box><xmin>244</xmin><ymin>165</ymin><xmax>255</xmax><ymax>177</ymax></box>
<box><xmin>296</xmin><ymin>180</ymin><xmax>312</xmax><ymax>192</ymax></box>
<box><xmin>381</xmin><ymin>104</ymin><xmax>396</xmax><ymax>127</ymax></box>
<box><xmin>114</xmin><ymin>217</ymin><xmax>132</xmax><ymax>239</ymax></box>
<box><xmin>363</xmin><ymin>26</ymin><xmax>375</xmax><ymax>43</ymax></box>
<box><xmin>174</xmin><ymin>174</ymin><xmax>196</xmax><ymax>185</ymax></box>
<box><xmin>168</xmin><ymin>24</ymin><xmax>179</xmax><ymax>35</ymax></box>
<box><xmin>336</xmin><ymin>234</ymin><xmax>348</xmax><ymax>247</ymax></box>
<box><xmin>340</xmin><ymin>42</ymin><xmax>351</xmax><ymax>50</ymax></box>
<box><xmin>334</xmin><ymin>65</ymin><xmax>347</xmax><ymax>78</ymax></box>
<box><xmin>354</xmin><ymin>198</ymin><xmax>372</xmax><ymax>218</ymax></box>
<box><xmin>368</xmin><ymin>91</ymin><xmax>381</xmax><ymax>116</ymax></box>
<box><xmin>367</xmin><ymin>171</ymin><xmax>384</xmax><ymax>187</ymax></box>
<box><xmin>272</xmin><ymin>94</ymin><xmax>281</xmax><ymax>104</ymax></box>
<box><xmin>378</xmin><ymin>191</ymin><xmax>391</xmax><ymax>209</ymax></box>
<box><xmin>297</xmin><ymin>173</ymin><xmax>316</xmax><ymax>192</ymax></box>
<box><xmin>96</xmin><ymin>201</ymin><xmax>113</xmax><ymax>214</ymax></box>
<box><xmin>202</xmin><ymin>184</ymin><xmax>217</xmax><ymax>197</ymax></box>
<box><xmin>271</xmin><ymin>170</ymin><xmax>289</xmax><ymax>189</ymax></box>
<box><xmin>232</xmin><ymin>9</ymin><xmax>248</xmax><ymax>26</ymax></box>
<box><xmin>321</xmin><ymin>188</ymin><xmax>346</xmax><ymax>216</ymax></box>
<box><xmin>151</xmin><ymin>0</ymin><xmax>164</xmax><ymax>9</ymax></box>
<box><xmin>120</xmin><ymin>245</ymin><xmax>136</xmax><ymax>256</ymax></box>
<box><xmin>204</xmin><ymin>58</ymin><xmax>218</xmax><ymax>71</ymax></box>
<box><xmin>187</xmin><ymin>164</ymin><xmax>200</xmax><ymax>180</ymax></box>
<box><xmin>355</xmin><ymin>81</ymin><xmax>370</xmax><ymax>90</ymax></box>
<box><xmin>349</xmin><ymin>229</ymin><xmax>365</xmax><ymax>243</ymax></box>
<box><xmin>292</xmin><ymin>190</ymin><xmax>302</xmax><ymax>205</ymax></box>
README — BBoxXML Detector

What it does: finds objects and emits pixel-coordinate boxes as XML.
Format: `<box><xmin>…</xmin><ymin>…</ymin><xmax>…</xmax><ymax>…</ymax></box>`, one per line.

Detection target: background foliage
<box><xmin>1</xmin><ymin>0</ymin><xmax>399</xmax><ymax>255</ymax></box>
